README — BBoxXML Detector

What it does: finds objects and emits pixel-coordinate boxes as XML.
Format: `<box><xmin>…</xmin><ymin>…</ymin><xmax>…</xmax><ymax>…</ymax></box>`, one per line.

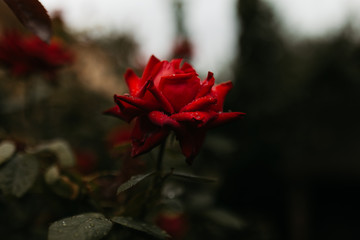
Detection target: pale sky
<box><xmin>265</xmin><ymin>0</ymin><xmax>360</xmax><ymax>37</ymax></box>
<box><xmin>40</xmin><ymin>0</ymin><xmax>360</xmax><ymax>75</ymax></box>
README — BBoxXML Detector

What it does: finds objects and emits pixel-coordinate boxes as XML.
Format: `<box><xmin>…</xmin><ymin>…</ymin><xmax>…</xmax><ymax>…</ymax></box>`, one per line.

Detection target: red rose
<box><xmin>0</xmin><ymin>31</ymin><xmax>73</xmax><ymax>79</ymax></box>
<box><xmin>105</xmin><ymin>55</ymin><xmax>245</xmax><ymax>164</ymax></box>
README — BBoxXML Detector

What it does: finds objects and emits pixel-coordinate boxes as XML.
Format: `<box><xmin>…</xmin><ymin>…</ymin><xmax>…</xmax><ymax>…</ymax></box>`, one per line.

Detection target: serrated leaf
<box><xmin>0</xmin><ymin>153</ymin><xmax>39</xmax><ymax>197</ymax></box>
<box><xmin>112</xmin><ymin>216</ymin><xmax>170</xmax><ymax>240</ymax></box>
<box><xmin>48</xmin><ymin>213</ymin><xmax>113</xmax><ymax>240</ymax></box>
<box><xmin>171</xmin><ymin>171</ymin><xmax>217</xmax><ymax>183</ymax></box>
<box><xmin>116</xmin><ymin>171</ymin><xmax>154</xmax><ymax>195</ymax></box>
<box><xmin>4</xmin><ymin>0</ymin><xmax>52</xmax><ymax>42</ymax></box>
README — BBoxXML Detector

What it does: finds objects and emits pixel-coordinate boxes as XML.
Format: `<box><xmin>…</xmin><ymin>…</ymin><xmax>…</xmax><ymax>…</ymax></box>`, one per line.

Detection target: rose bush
<box><xmin>0</xmin><ymin>32</ymin><xmax>73</xmax><ymax>79</ymax></box>
<box><xmin>105</xmin><ymin>55</ymin><xmax>245</xmax><ymax>163</ymax></box>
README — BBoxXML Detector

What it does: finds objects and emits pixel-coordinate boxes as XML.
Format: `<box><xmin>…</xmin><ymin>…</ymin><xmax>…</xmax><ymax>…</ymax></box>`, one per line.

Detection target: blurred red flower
<box><xmin>172</xmin><ymin>37</ymin><xmax>193</xmax><ymax>59</ymax></box>
<box><xmin>0</xmin><ymin>31</ymin><xmax>73</xmax><ymax>79</ymax></box>
<box><xmin>105</xmin><ymin>55</ymin><xmax>245</xmax><ymax>164</ymax></box>
<box><xmin>156</xmin><ymin>211</ymin><xmax>188</xmax><ymax>239</ymax></box>
<box><xmin>106</xmin><ymin>124</ymin><xmax>132</xmax><ymax>149</ymax></box>
<box><xmin>75</xmin><ymin>149</ymin><xmax>98</xmax><ymax>175</ymax></box>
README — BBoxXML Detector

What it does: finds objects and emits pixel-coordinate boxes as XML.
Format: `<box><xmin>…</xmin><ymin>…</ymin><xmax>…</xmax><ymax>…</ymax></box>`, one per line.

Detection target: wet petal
<box><xmin>147</xmin><ymin>81</ymin><xmax>174</xmax><ymax>113</ymax></box>
<box><xmin>159</xmin><ymin>73</ymin><xmax>200</xmax><ymax>112</ymax></box>
<box><xmin>103</xmin><ymin>105</ymin><xmax>121</xmax><ymax>117</ymax></box>
<box><xmin>169</xmin><ymin>58</ymin><xmax>182</xmax><ymax>69</ymax></box>
<box><xmin>150</xmin><ymin>59</ymin><xmax>182</xmax><ymax>87</ymax></box>
<box><xmin>115</xmin><ymin>94</ymin><xmax>158</xmax><ymax>112</ymax></box>
<box><xmin>196</xmin><ymin>72</ymin><xmax>215</xmax><ymax>98</ymax></box>
<box><xmin>131</xmin><ymin>117</ymin><xmax>169</xmax><ymax>157</ymax></box>
<box><xmin>207</xmin><ymin>112</ymin><xmax>246</xmax><ymax>128</ymax></box>
<box><xmin>171</xmin><ymin>111</ymin><xmax>217</xmax><ymax>127</ymax></box>
<box><xmin>148</xmin><ymin>111</ymin><xmax>180</xmax><ymax>129</ymax></box>
<box><xmin>181</xmin><ymin>62</ymin><xmax>197</xmax><ymax>73</ymax></box>
<box><xmin>180</xmin><ymin>95</ymin><xmax>217</xmax><ymax>112</ymax></box>
<box><xmin>103</xmin><ymin>104</ymin><xmax>141</xmax><ymax>123</ymax></box>
<box><xmin>176</xmin><ymin>129</ymin><xmax>206</xmax><ymax>165</ymax></box>
<box><xmin>210</xmin><ymin>81</ymin><xmax>233</xmax><ymax>112</ymax></box>
<box><xmin>142</xmin><ymin>55</ymin><xmax>161</xmax><ymax>81</ymax></box>
<box><xmin>124</xmin><ymin>68</ymin><xmax>141</xmax><ymax>96</ymax></box>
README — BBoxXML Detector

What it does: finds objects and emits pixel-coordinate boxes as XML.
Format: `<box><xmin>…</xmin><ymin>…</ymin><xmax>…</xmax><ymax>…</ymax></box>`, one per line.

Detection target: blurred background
<box><xmin>1</xmin><ymin>0</ymin><xmax>360</xmax><ymax>239</ymax></box>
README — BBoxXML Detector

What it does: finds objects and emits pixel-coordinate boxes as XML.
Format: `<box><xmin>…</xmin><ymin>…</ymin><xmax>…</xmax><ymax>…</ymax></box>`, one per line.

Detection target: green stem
<box><xmin>156</xmin><ymin>139</ymin><xmax>167</xmax><ymax>174</ymax></box>
<box><xmin>139</xmin><ymin>139</ymin><xmax>167</xmax><ymax>219</ymax></box>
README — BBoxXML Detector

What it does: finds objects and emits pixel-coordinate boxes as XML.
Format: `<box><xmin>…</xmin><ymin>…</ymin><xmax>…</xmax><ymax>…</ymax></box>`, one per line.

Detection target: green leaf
<box><xmin>171</xmin><ymin>171</ymin><xmax>217</xmax><ymax>183</ymax></box>
<box><xmin>0</xmin><ymin>140</ymin><xmax>16</xmax><ymax>166</ymax></box>
<box><xmin>112</xmin><ymin>216</ymin><xmax>170</xmax><ymax>240</ymax></box>
<box><xmin>48</xmin><ymin>213</ymin><xmax>113</xmax><ymax>240</ymax></box>
<box><xmin>28</xmin><ymin>139</ymin><xmax>75</xmax><ymax>168</ymax></box>
<box><xmin>0</xmin><ymin>153</ymin><xmax>39</xmax><ymax>197</ymax></box>
<box><xmin>205</xmin><ymin>209</ymin><xmax>246</xmax><ymax>230</ymax></box>
<box><xmin>116</xmin><ymin>171</ymin><xmax>155</xmax><ymax>195</ymax></box>
<box><xmin>4</xmin><ymin>0</ymin><xmax>52</xmax><ymax>42</ymax></box>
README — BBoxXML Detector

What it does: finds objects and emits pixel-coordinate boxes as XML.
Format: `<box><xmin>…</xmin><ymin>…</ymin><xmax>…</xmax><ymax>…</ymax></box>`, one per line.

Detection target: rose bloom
<box><xmin>105</xmin><ymin>55</ymin><xmax>245</xmax><ymax>164</ymax></box>
<box><xmin>0</xmin><ymin>32</ymin><xmax>73</xmax><ymax>79</ymax></box>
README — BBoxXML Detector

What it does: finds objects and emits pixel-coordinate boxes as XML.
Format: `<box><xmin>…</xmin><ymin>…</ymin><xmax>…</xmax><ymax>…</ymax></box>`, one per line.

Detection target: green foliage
<box><xmin>0</xmin><ymin>140</ymin><xmax>16</xmax><ymax>165</ymax></box>
<box><xmin>116</xmin><ymin>171</ymin><xmax>155</xmax><ymax>195</ymax></box>
<box><xmin>170</xmin><ymin>171</ymin><xmax>217</xmax><ymax>183</ymax></box>
<box><xmin>48</xmin><ymin>213</ymin><xmax>113</xmax><ymax>240</ymax></box>
<box><xmin>204</xmin><ymin>209</ymin><xmax>245</xmax><ymax>230</ymax></box>
<box><xmin>112</xmin><ymin>216</ymin><xmax>170</xmax><ymax>240</ymax></box>
<box><xmin>0</xmin><ymin>153</ymin><xmax>39</xmax><ymax>197</ymax></box>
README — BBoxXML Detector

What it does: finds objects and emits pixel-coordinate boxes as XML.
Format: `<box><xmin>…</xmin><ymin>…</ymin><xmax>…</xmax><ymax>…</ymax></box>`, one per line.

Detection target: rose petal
<box><xmin>181</xmin><ymin>62</ymin><xmax>197</xmax><ymax>73</ymax></box>
<box><xmin>210</xmin><ymin>81</ymin><xmax>233</xmax><ymax>111</ymax></box>
<box><xmin>176</xmin><ymin>129</ymin><xmax>206</xmax><ymax>165</ymax></box>
<box><xmin>147</xmin><ymin>81</ymin><xmax>174</xmax><ymax>113</ymax></box>
<box><xmin>136</xmin><ymin>80</ymin><xmax>153</xmax><ymax>98</ymax></box>
<box><xmin>115</xmin><ymin>94</ymin><xmax>158</xmax><ymax>112</ymax></box>
<box><xmin>131</xmin><ymin>117</ymin><xmax>169</xmax><ymax>157</ymax></box>
<box><xmin>148</xmin><ymin>111</ymin><xmax>180</xmax><ymax>129</ymax></box>
<box><xmin>196</xmin><ymin>72</ymin><xmax>215</xmax><ymax>98</ymax></box>
<box><xmin>103</xmin><ymin>105</ymin><xmax>121</xmax><ymax>117</ymax></box>
<box><xmin>105</xmin><ymin>99</ymin><xmax>143</xmax><ymax>123</ymax></box>
<box><xmin>171</xmin><ymin>111</ymin><xmax>217</xmax><ymax>127</ymax></box>
<box><xmin>207</xmin><ymin>112</ymin><xmax>246</xmax><ymax>128</ymax></box>
<box><xmin>151</xmin><ymin>58</ymin><xmax>186</xmax><ymax>87</ymax></box>
<box><xmin>180</xmin><ymin>95</ymin><xmax>217</xmax><ymax>112</ymax></box>
<box><xmin>124</xmin><ymin>68</ymin><xmax>141</xmax><ymax>96</ymax></box>
<box><xmin>169</xmin><ymin>58</ymin><xmax>182</xmax><ymax>69</ymax></box>
<box><xmin>142</xmin><ymin>55</ymin><xmax>161</xmax><ymax>81</ymax></box>
<box><xmin>159</xmin><ymin>73</ymin><xmax>201</xmax><ymax>112</ymax></box>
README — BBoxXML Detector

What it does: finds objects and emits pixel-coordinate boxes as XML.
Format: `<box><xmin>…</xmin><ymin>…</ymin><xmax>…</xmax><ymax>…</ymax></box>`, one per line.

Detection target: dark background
<box><xmin>214</xmin><ymin>0</ymin><xmax>360</xmax><ymax>239</ymax></box>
